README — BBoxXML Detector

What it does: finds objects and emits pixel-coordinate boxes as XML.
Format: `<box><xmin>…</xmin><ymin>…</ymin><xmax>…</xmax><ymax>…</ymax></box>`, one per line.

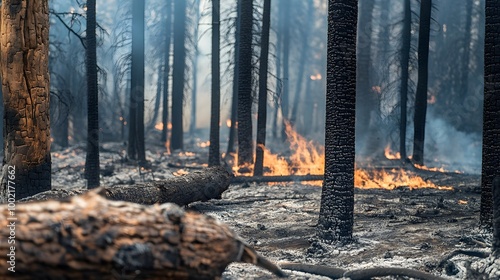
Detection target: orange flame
<box><xmin>198</xmin><ymin>141</ymin><xmax>210</xmax><ymax>148</ymax></box>
<box><xmin>226</xmin><ymin>119</ymin><xmax>232</xmax><ymax>127</ymax></box>
<box><xmin>384</xmin><ymin>145</ymin><xmax>401</xmax><ymax>160</ymax></box>
<box><xmin>231</xmin><ymin>123</ymin><xmax>451</xmax><ymax>190</ymax></box>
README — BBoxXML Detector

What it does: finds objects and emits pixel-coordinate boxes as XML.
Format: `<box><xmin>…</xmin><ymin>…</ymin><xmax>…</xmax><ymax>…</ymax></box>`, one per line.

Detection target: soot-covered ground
<box><xmin>50</xmin><ymin>139</ymin><xmax>495</xmax><ymax>279</ymax></box>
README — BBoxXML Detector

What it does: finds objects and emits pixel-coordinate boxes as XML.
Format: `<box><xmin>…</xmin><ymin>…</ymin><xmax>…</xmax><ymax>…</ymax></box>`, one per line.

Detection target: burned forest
<box><xmin>1</xmin><ymin>0</ymin><xmax>500</xmax><ymax>279</ymax></box>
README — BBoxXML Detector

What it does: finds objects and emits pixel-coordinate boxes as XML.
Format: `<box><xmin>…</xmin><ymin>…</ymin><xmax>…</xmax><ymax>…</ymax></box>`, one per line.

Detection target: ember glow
<box><xmin>198</xmin><ymin>141</ymin><xmax>210</xmax><ymax>148</ymax></box>
<box><xmin>384</xmin><ymin>145</ymin><xmax>401</xmax><ymax>160</ymax></box>
<box><xmin>154</xmin><ymin>122</ymin><xmax>172</xmax><ymax>131</ymax></box>
<box><xmin>232</xmin><ymin>123</ymin><xmax>452</xmax><ymax>190</ymax></box>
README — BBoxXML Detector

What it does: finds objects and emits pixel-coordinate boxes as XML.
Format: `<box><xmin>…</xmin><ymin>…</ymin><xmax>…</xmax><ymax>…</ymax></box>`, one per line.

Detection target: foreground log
<box><xmin>20</xmin><ymin>166</ymin><xmax>231</xmax><ymax>206</ymax></box>
<box><xmin>0</xmin><ymin>190</ymin><xmax>285</xmax><ymax>279</ymax></box>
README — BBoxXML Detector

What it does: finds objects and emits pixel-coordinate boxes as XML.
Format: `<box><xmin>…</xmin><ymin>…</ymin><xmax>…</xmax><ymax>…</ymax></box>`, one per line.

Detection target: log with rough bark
<box><xmin>0</xmin><ymin>190</ymin><xmax>285</xmax><ymax>279</ymax></box>
<box><xmin>20</xmin><ymin>166</ymin><xmax>231</xmax><ymax>206</ymax></box>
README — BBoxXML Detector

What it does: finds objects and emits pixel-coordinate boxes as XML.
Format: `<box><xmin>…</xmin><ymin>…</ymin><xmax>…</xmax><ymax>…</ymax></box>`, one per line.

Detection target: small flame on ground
<box><xmin>458</xmin><ymin>200</ymin><xmax>468</xmax><ymax>205</ymax></box>
<box><xmin>384</xmin><ymin>145</ymin><xmax>401</xmax><ymax>160</ymax></box>
<box><xmin>231</xmin><ymin>123</ymin><xmax>451</xmax><ymax>190</ymax></box>
<box><xmin>198</xmin><ymin>141</ymin><xmax>210</xmax><ymax>148</ymax></box>
<box><xmin>173</xmin><ymin>169</ymin><xmax>189</xmax><ymax>176</ymax></box>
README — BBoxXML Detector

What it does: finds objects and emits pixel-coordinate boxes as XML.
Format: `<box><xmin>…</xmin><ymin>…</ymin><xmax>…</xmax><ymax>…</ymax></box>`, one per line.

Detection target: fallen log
<box><xmin>0</xmin><ymin>190</ymin><xmax>285</xmax><ymax>279</ymax></box>
<box><xmin>231</xmin><ymin>174</ymin><xmax>323</xmax><ymax>184</ymax></box>
<box><xmin>20</xmin><ymin>166</ymin><xmax>231</xmax><ymax>206</ymax></box>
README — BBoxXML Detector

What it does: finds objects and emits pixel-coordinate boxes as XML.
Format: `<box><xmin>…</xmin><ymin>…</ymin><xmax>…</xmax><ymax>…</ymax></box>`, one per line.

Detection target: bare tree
<box><xmin>209</xmin><ymin>0</ymin><xmax>221</xmax><ymax>167</ymax></box>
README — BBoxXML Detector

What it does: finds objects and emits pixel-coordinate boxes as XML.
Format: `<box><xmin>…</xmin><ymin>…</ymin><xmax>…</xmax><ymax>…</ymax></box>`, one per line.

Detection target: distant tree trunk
<box><xmin>127</xmin><ymin>0</ymin><xmax>146</xmax><ymax>163</ymax></box>
<box><xmin>161</xmin><ymin>0</ymin><xmax>173</xmax><ymax>144</ymax></box>
<box><xmin>399</xmin><ymin>0</ymin><xmax>411</xmax><ymax>160</ymax></box>
<box><xmin>148</xmin><ymin>65</ymin><xmax>163</xmax><ymax>131</ymax></box>
<box><xmin>0</xmin><ymin>0</ymin><xmax>51</xmax><ymax>201</ymax></box>
<box><xmin>171</xmin><ymin>0</ymin><xmax>187</xmax><ymax>151</ymax></box>
<box><xmin>85</xmin><ymin>0</ymin><xmax>100</xmax><ymax>188</ymax></box>
<box><xmin>253</xmin><ymin>0</ymin><xmax>272</xmax><ymax>176</ymax></box>
<box><xmin>209</xmin><ymin>0</ymin><xmax>221</xmax><ymax>167</ymax></box>
<box><xmin>236</xmin><ymin>0</ymin><xmax>254</xmax><ymax>166</ymax></box>
<box><xmin>412</xmin><ymin>0</ymin><xmax>432</xmax><ymax>165</ymax></box>
<box><xmin>480</xmin><ymin>0</ymin><xmax>500</xmax><ymax>227</ymax></box>
<box><xmin>281</xmin><ymin>0</ymin><xmax>291</xmax><ymax>139</ymax></box>
<box><xmin>271</xmin><ymin>0</ymin><xmax>283</xmax><ymax>140</ymax></box>
<box><xmin>226</xmin><ymin>0</ymin><xmax>241</xmax><ymax>156</ymax></box>
<box><xmin>290</xmin><ymin>0</ymin><xmax>313</xmax><ymax>128</ymax></box>
<box><xmin>190</xmin><ymin>0</ymin><xmax>200</xmax><ymax>139</ymax></box>
<box><xmin>317</xmin><ymin>0</ymin><xmax>357</xmax><ymax>244</ymax></box>
<box><xmin>459</xmin><ymin>0</ymin><xmax>473</xmax><ymax>101</ymax></box>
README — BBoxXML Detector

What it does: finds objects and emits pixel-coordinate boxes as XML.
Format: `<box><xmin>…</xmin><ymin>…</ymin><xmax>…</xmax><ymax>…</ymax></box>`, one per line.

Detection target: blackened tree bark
<box><xmin>85</xmin><ymin>0</ymin><xmax>100</xmax><ymax>188</ymax></box>
<box><xmin>161</xmin><ymin>0</ymin><xmax>173</xmax><ymax>144</ymax></box>
<box><xmin>480</xmin><ymin>0</ymin><xmax>500</xmax><ymax>227</ymax></box>
<box><xmin>412</xmin><ymin>0</ymin><xmax>432</xmax><ymax>166</ymax></box>
<box><xmin>253</xmin><ymin>0</ymin><xmax>272</xmax><ymax>176</ymax></box>
<box><xmin>271</xmin><ymin>0</ymin><xmax>283</xmax><ymax>140</ymax></box>
<box><xmin>399</xmin><ymin>0</ymin><xmax>411</xmax><ymax>160</ymax></box>
<box><xmin>0</xmin><ymin>0</ymin><xmax>51</xmax><ymax>201</ymax></box>
<box><xmin>290</xmin><ymin>0</ymin><xmax>313</xmax><ymax>128</ymax></box>
<box><xmin>493</xmin><ymin>177</ymin><xmax>500</xmax><ymax>255</ymax></box>
<box><xmin>355</xmin><ymin>0</ymin><xmax>375</xmax><ymax>156</ymax></box>
<box><xmin>127</xmin><ymin>0</ymin><xmax>146</xmax><ymax>163</ymax></box>
<box><xmin>281</xmin><ymin>0</ymin><xmax>290</xmax><ymax>139</ymax></box>
<box><xmin>459</xmin><ymin>0</ymin><xmax>473</xmax><ymax>101</ymax></box>
<box><xmin>317</xmin><ymin>0</ymin><xmax>357</xmax><ymax>244</ymax></box>
<box><xmin>208</xmin><ymin>0</ymin><xmax>221</xmax><ymax>167</ymax></box>
<box><xmin>190</xmin><ymin>0</ymin><xmax>200</xmax><ymax>138</ymax></box>
<box><xmin>236</xmin><ymin>0</ymin><xmax>254</xmax><ymax>166</ymax></box>
<box><xmin>226</xmin><ymin>0</ymin><xmax>241</xmax><ymax>156</ymax></box>
<box><xmin>171</xmin><ymin>0</ymin><xmax>187</xmax><ymax>151</ymax></box>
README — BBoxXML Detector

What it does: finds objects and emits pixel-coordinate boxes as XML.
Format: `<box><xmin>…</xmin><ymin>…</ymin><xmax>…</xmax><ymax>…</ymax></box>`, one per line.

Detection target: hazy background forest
<box><xmin>8</xmin><ymin>0</ymin><xmax>484</xmax><ymax>175</ymax></box>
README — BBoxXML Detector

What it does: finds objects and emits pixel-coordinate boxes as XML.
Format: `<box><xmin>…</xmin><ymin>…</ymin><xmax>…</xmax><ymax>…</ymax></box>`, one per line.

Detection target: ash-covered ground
<box><xmin>50</xmin><ymin>140</ymin><xmax>496</xmax><ymax>279</ymax></box>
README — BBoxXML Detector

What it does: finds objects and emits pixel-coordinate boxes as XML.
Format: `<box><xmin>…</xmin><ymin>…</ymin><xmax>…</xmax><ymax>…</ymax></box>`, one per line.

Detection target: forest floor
<box><xmin>50</xmin><ymin>136</ymin><xmax>494</xmax><ymax>279</ymax></box>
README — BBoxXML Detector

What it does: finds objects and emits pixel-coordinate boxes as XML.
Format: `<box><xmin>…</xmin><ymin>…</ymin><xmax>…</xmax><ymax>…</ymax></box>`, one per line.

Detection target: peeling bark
<box><xmin>0</xmin><ymin>0</ymin><xmax>51</xmax><ymax>202</ymax></box>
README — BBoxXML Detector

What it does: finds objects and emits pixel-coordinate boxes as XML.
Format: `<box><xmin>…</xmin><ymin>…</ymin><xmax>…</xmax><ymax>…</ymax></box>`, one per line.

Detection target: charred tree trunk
<box><xmin>459</xmin><ymin>0</ymin><xmax>473</xmax><ymax>101</ymax></box>
<box><xmin>272</xmin><ymin>0</ymin><xmax>283</xmax><ymax>140</ymax></box>
<box><xmin>190</xmin><ymin>0</ymin><xmax>200</xmax><ymax>139</ymax></box>
<box><xmin>236</xmin><ymin>0</ymin><xmax>254</xmax><ymax>166</ymax></box>
<box><xmin>171</xmin><ymin>0</ymin><xmax>187</xmax><ymax>151</ymax></box>
<box><xmin>85</xmin><ymin>0</ymin><xmax>100</xmax><ymax>188</ymax></box>
<box><xmin>254</xmin><ymin>0</ymin><xmax>272</xmax><ymax>176</ymax></box>
<box><xmin>226</xmin><ymin>0</ymin><xmax>241</xmax><ymax>156</ymax></box>
<box><xmin>209</xmin><ymin>0</ymin><xmax>221</xmax><ymax>166</ymax></box>
<box><xmin>399</xmin><ymin>0</ymin><xmax>411</xmax><ymax>161</ymax></box>
<box><xmin>355</xmin><ymin>0</ymin><xmax>375</xmax><ymax>157</ymax></box>
<box><xmin>0</xmin><ymin>0</ymin><xmax>51</xmax><ymax>201</ymax></box>
<box><xmin>290</xmin><ymin>0</ymin><xmax>314</xmax><ymax>128</ymax></box>
<box><xmin>317</xmin><ymin>0</ymin><xmax>357</xmax><ymax>244</ymax></box>
<box><xmin>480</xmin><ymin>0</ymin><xmax>500</xmax><ymax>227</ymax></box>
<box><xmin>22</xmin><ymin>166</ymin><xmax>232</xmax><ymax>206</ymax></box>
<box><xmin>493</xmin><ymin>177</ymin><xmax>500</xmax><ymax>255</ymax></box>
<box><xmin>161</xmin><ymin>0</ymin><xmax>173</xmax><ymax>144</ymax></box>
<box><xmin>127</xmin><ymin>0</ymin><xmax>146</xmax><ymax>163</ymax></box>
<box><xmin>0</xmin><ymin>191</ymin><xmax>284</xmax><ymax>279</ymax></box>
<box><xmin>281</xmin><ymin>0</ymin><xmax>291</xmax><ymax>140</ymax></box>
<box><xmin>412</xmin><ymin>0</ymin><xmax>432</xmax><ymax>166</ymax></box>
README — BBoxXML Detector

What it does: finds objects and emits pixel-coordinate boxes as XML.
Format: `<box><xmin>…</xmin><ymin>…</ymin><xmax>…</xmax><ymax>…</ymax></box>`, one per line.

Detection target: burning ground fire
<box><xmin>230</xmin><ymin>123</ymin><xmax>452</xmax><ymax>190</ymax></box>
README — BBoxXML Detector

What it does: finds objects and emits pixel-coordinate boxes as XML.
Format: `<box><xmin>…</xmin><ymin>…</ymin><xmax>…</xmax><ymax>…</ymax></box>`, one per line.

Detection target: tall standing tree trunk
<box><xmin>161</xmin><ymin>0</ymin><xmax>173</xmax><ymax>144</ymax></box>
<box><xmin>355</xmin><ymin>0</ymin><xmax>375</xmax><ymax>157</ymax></box>
<box><xmin>290</xmin><ymin>0</ymin><xmax>313</xmax><ymax>128</ymax></box>
<box><xmin>236</xmin><ymin>0</ymin><xmax>254</xmax><ymax>166</ymax></box>
<box><xmin>190</xmin><ymin>0</ymin><xmax>200</xmax><ymax>139</ymax></box>
<box><xmin>0</xmin><ymin>0</ymin><xmax>51</xmax><ymax>201</ymax></box>
<box><xmin>459</xmin><ymin>0</ymin><xmax>473</xmax><ymax>102</ymax></box>
<box><xmin>399</xmin><ymin>0</ymin><xmax>411</xmax><ymax>161</ymax></box>
<box><xmin>226</xmin><ymin>0</ymin><xmax>241</xmax><ymax>156</ymax></box>
<box><xmin>209</xmin><ymin>0</ymin><xmax>221</xmax><ymax>167</ymax></box>
<box><xmin>412</xmin><ymin>0</ymin><xmax>432</xmax><ymax>166</ymax></box>
<box><xmin>253</xmin><ymin>0</ymin><xmax>272</xmax><ymax>176</ymax></box>
<box><xmin>148</xmin><ymin>65</ymin><xmax>163</xmax><ymax>131</ymax></box>
<box><xmin>85</xmin><ymin>0</ymin><xmax>100</xmax><ymax>188</ymax></box>
<box><xmin>171</xmin><ymin>0</ymin><xmax>187</xmax><ymax>151</ymax></box>
<box><xmin>127</xmin><ymin>0</ymin><xmax>146</xmax><ymax>163</ymax></box>
<box><xmin>317</xmin><ymin>0</ymin><xmax>357</xmax><ymax>244</ymax></box>
<box><xmin>480</xmin><ymin>0</ymin><xmax>500</xmax><ymax>227</ymax></box>
<box><xmin>281</xmin><ymin>0</ymin><xmax>291</xmax><ymax>139</ymax></box>
<box><xmin>272</xmin><ymin>0</ymin><xmax>283</xmax><ymax>140</ymax></box>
